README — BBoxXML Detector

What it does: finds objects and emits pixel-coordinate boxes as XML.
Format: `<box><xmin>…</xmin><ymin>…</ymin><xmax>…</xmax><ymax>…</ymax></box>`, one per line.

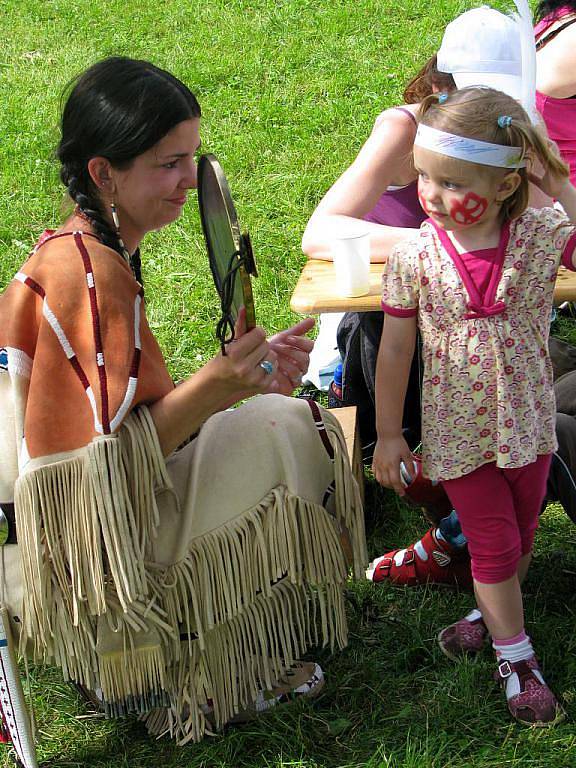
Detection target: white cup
<box><xmin>332</xmin><ymin>228</ymin><xmax>370</xmax><ymax>297</ymax></box>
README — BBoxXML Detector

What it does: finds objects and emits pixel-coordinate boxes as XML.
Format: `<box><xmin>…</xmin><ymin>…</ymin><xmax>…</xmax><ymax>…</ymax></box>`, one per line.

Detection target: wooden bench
<box><xmin>328</xmin><ymin>405</ymin><xmax>364</xmax><ymax>503</ymax></box>
<box><xmin>291</xmin><ymin>260</ymin><xmax>576</xmax><ymax>314</ymax></box>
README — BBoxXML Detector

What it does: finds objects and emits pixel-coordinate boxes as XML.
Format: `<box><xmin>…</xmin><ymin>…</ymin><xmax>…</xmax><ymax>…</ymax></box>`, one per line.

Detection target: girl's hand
<box><xmin>528</xmin><ymin>142</ymin><xmax>571</xmax><ymax>200</ymax></box>
<box><xmin>528</xmin><ymin>168</ymin><xmax>571</xmax><ymax>201</ymax></box>
<box><xmin>372</xmin><ymin>434</ymin><xmax>414</xmax><ymax>497</ymax></box>
<box><xmin>268</xmin><ymin>316</ymin><xmax>315</xmax><ymax>394</ymax></box>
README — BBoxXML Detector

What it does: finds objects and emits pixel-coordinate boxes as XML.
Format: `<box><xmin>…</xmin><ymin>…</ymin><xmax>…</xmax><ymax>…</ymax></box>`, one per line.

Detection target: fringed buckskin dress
<box><xmin>0</xmin><ymin>230</ymin><xmax>366</xmax><ymax>744</ymax></box>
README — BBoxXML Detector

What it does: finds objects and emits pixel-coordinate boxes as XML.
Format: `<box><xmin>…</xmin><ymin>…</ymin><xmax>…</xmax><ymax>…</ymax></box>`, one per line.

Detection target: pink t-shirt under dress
<box><xmin>381</xmin><ymin>207</ymin><xmax>576</xmax><ymax>482</ymax></box>
<box><xmin>535</xmin><ymin>8</ymin><xmax>576</xmax><ymax>185</ymax></box>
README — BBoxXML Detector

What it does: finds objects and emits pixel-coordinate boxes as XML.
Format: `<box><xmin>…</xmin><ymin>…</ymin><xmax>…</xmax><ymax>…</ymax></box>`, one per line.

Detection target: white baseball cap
<box><xmin>437</xmin><ymin>6</ymin><xmax>523</xmax><ymax>101</ymax></box>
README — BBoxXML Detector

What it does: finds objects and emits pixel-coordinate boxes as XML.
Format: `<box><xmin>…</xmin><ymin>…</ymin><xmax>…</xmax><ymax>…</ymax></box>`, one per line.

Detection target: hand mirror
<box><xmin>197</xmin><ymin>153</ymin><xmax>258</xmax><ymax>353</ymax></box>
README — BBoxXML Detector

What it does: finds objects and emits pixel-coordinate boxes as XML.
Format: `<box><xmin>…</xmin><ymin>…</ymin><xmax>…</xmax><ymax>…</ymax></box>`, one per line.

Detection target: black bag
<box><xmin>337</xmin><ymin>311</ymin><xmax>422</xmax><ymax>457</ymax></box>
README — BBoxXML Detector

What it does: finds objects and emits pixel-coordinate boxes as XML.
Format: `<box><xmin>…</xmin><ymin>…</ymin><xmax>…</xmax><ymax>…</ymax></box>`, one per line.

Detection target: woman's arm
<box><xmin>301</xmin><ymin>109</ymin><xmax>420</xmax><ymax>263</ymax></box>
<box><xmin>149</xmin><ymin>322</ymin><xmax>274</xmax><ymax>456</ymax></box>
<box><xmin>149</xmin><ymin>312</ymin><xmax>315</xmax><ymax>457</ymax></box>
<box><xmin>372</xmin><ymin>313</ymin><xmax>417</xmax><ymax>495</ymax></box>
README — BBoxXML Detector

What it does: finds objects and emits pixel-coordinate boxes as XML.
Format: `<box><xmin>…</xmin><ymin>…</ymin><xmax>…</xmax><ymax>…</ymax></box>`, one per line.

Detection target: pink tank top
<box><xmin>535</xmin><ymin>8</ymin><xmax>576</xmax><ymax>184</ymax></box>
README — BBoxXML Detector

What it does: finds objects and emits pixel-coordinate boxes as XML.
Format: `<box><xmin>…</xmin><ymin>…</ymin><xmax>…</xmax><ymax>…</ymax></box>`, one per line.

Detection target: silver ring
<box><xmin>259</xmin><ymin>360</ymin><xmax>274</xmax><ymax>375</ymax></box>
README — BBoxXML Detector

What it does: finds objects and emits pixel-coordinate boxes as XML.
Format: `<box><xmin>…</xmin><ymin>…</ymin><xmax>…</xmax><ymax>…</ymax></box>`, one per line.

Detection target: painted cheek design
<box><xmin>449</xmin><ymin>192</ymin><xmax>488</xmax><ymax>225</ymax></box>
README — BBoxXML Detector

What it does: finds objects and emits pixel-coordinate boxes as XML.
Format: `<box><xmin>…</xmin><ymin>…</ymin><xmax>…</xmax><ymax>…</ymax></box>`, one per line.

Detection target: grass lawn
<box><xmin>2</xmin><ymin>0</ymin><xmax>576</xmax><ymax>765</ymax></box>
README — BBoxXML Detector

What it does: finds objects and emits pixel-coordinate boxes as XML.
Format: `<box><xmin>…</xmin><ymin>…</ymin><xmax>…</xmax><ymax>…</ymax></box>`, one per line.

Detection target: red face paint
<box><xmin>418</xmin><ymin>191</ymin><xmax>431</xmax><ymax>215</ymax></box>
<box><xmin>449</xmin><ymin>192</ymin><xmax>488</xmax><ymax>226</ymax></box>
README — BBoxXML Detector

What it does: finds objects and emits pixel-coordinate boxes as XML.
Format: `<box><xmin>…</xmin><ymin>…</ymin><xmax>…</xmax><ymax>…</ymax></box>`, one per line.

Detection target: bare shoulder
<box><xmin>371</xmin><ymin>104</ymin><xmax>418</xmax><ymax>141</ymax></box>
<box><xmin>544</xmin><ymin>17</ymin><xmax>576</xmax><ymax>54</ymax></box>
<box><xmin>359</xmin><ymin>105</ymin><xmax>417</xmax><ymax>169</ymax></box>
<box><xmin>537</xmin><ymin>17</ymin><xmax>576</xmax><ymax>96</ymax></box>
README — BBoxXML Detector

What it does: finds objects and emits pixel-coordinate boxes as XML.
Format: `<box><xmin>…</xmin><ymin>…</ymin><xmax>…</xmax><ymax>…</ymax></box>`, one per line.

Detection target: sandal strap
<box><xmin>368</xmin><ymin>526</ymin><xmax>472</xmax><ymax>587</ymax></box>
<box><xmin>497</xmin><ymin>658</ymin><xmax>540</xmax><ymax>689</ymax></box>
<box><xmin>375</xmin><ymin>549</ymin><xmax>417</xmax><ymax>577</ymax></box>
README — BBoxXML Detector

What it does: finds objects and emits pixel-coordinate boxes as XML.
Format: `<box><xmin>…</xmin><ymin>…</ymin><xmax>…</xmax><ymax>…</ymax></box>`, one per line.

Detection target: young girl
<box><xmin>373</xmin><ymin>86</ymin><xmax>576</xmax><ymax>726</ymax></box>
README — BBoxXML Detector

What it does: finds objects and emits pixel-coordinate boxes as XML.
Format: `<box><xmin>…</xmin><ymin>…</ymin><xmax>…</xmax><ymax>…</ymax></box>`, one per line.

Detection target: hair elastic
<box><xmin>438</xmin><ymin>92</ymin><xmax>449</xmax><ymax>104</ymax></box>
<box><xmin>497</xmin><ymin>115</ymin><xmax>513</xmax><ymax>128</ymax></box>
<box><xmin>414</xmin><ymin>124</ymin><xmax>526</xmax><ymax>168</ymax></box>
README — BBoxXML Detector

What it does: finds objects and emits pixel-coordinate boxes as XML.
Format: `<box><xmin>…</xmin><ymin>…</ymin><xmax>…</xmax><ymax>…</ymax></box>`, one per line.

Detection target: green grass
<box><xmin>2</xmin><ymin>0</ymin><xmax>576</xmax><ymax>765</ymax></box>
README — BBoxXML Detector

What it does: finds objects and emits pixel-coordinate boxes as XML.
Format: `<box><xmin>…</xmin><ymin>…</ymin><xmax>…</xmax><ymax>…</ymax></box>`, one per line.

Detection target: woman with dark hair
<box><xmin>0</xmin><ymin>56</ymin><xmax>366</xmax><ymax>744</ymax></box>
<box><xmin>535</xmin><ymin>1</ymin><xmax>576</xmax><ymax>183</ymax></box>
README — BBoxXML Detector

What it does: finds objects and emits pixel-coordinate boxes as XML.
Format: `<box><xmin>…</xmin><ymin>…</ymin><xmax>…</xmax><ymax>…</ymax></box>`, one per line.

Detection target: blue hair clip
<box><xmin>498</xmin><ymin>115</ymin><xmax>512</xmax><ymax>128</ymax></box>
<box><xmin>438</xmin><ymin>92</ymin><xmax>449</xmax><ymax>104</ymax></box>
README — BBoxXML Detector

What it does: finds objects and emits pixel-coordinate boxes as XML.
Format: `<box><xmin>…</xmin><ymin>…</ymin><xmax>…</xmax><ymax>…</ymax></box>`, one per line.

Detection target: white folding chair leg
<box><xmin>0</xmin><ymin>607</ymin><xmax>38</xmax><ymax>768</ymax></box>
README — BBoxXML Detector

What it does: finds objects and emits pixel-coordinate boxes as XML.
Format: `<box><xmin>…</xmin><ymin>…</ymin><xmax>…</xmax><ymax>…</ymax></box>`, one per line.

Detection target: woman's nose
<box><xmin>180</xmin><ymin>159</ymin><xmax>198</xmax><ymax>189</ymax></box>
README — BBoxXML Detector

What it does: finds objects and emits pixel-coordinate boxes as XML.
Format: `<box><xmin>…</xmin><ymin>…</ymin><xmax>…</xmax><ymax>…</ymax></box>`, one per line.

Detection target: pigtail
<box><xmin>60</xmin><ymin>163</ymin><xmax>123</xmax><ymax>255</ymax></box>
<box><xmin>509</xmin><ymin>120</ymin><xmax>569</xmax><ymax>180</ymax></box>
<box><xmin>417</xmin><ymin>92</ymin><xmax>449</xmax><ymax>122</ymax></box>
<box><xmin>497</xmin><ymin>117</ymin><xmax>569</xmax><ymax>218</ymax></box>
<box><xmin>60</xmin><ymin>162</ymin><xmax>144</xmax><ymax>284</ymax></box>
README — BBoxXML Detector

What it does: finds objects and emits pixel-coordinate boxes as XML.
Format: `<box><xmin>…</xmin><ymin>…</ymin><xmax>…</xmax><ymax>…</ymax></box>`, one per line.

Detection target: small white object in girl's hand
<box><xmin>399</xmin><ymin>460</ymin><xmax>418</xmax><ymax>487</ymax></box>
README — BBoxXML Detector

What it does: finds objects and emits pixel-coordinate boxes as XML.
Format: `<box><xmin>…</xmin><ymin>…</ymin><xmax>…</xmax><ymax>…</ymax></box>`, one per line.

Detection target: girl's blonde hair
<box><xmin>417</xmin><ymin>87</ymin><xmax>569</xmax><ymax>220</ymax></box>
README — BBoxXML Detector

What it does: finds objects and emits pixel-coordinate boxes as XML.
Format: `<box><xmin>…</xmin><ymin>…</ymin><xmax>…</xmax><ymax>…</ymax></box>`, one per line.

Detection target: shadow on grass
<box><xmin>4</xmin><ymin>484</ymin><xmax>576</xmax><ymax>768</ymax></box>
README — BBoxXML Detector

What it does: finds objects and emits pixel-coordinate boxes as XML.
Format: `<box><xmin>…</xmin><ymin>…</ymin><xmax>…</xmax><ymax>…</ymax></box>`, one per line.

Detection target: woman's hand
<box><xmin>268</xmin><ymin>316</ymin><xmax>315</xmax><ymax>394</ymax></box>
<box><xmin>372</xmin><ymin>434</ymin><xmax>413</xmax><ymax>497</ymax></box>
<box><xmin>529</xmin><ymin>150</ymin><xmax>576</xmax><ymax>224</ymax></box>
<box><xmin>231</xmin><ymin>310</ymin><xmax>315</xmax><ymax>395</ymax></box>
<box><xmin>529</xmin><ymin>168</ymin><xmax>572</xmax><ymax>201</ymax></box>
<box><xmin>214</xmin><ymin>310</ymin><xmax>315</xmax><ymax>401</ymax></box>
<box><xmin>149</xmin><ymin>312</ymin><xmax>314</xmax><ymax>456</ymax></box>
<box><xmin>213</xmin><ymin>308</ymin><xmax>280</xmax><ymax>399</ymax></box>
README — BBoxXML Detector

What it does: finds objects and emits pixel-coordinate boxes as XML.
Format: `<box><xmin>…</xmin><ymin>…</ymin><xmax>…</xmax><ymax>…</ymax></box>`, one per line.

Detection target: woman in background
<box><xmin>536</xmin><ymin>0</ymin><xmax>576</xmax><ymax>184</ymax></box>
<box><xmin>302</xmin><ymin>6</ymin><xmax>524</xmax><ymax>467</ymax></box>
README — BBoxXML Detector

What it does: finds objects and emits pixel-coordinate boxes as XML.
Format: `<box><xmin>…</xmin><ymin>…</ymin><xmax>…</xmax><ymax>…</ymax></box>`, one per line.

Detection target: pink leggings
<box><xmin>441</xmin><ymin>455</ymin><xmax>552</xmax><ymax>584</ymax></box>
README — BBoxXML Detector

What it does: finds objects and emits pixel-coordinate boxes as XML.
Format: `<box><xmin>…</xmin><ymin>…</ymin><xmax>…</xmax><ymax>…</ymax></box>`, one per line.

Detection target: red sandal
<box><xmin>438</xmin><ymin>614</ymin><xmax>489</xmax><ymax>660</ymax></box>
<box><xmin>496</xmin><ymin>658</ymin><xmax>565</xmax><ymax>727</ymax></box>
<box><xmin>366</xmin><ymin>526</ymin><xmax>473</xmax><ymax>589</ymax></box>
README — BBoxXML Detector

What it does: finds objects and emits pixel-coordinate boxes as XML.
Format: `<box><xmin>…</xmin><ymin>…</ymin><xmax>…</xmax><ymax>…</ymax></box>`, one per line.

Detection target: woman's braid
<box><xmin>61</xmin><ymin>164</ymin><xmax>142</xmax><ymax>282</ymax></box>
<box><xmin>61</xmin><ymin>165</ymin><xmax>124</xmax><ymax>258</ymax></box>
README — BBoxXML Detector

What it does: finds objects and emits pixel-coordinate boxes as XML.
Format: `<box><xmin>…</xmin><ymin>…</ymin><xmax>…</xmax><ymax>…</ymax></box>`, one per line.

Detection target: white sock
<box><xmin>493</xmin><ymin>634</ymin><xmax>542</xmax><ymax>700</ymax></box>
<box><xmin>464</xmin><ymin>608</ymin><xmax>483</xmax><ymax>623</ymax></box>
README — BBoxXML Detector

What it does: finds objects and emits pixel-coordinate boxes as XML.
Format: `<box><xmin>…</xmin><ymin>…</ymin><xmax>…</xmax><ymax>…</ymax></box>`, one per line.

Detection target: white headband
<box><xmin>414</xmin><ymin>124</ymin><xmax>526</xmax><ymax>169</ymax></box>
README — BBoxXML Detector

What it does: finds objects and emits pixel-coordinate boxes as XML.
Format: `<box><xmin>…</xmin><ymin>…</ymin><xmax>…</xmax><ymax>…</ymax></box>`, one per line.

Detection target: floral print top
<box><xmin>381</xmin><ymin>207</ymin><xmax>576</xmax><ymax>481</ymax></box>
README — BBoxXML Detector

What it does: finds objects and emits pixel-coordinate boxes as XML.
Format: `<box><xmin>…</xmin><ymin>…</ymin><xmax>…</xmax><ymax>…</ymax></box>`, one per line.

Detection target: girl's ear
<box><xmin>87</xmin><ymin>157</ymin><xmax>116</xmax><ymax>194</ymax></box>
<box><xmin>496</xmin><ymin>171</ymin><xmax>521</xmax><ymax>202</ymax></box>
